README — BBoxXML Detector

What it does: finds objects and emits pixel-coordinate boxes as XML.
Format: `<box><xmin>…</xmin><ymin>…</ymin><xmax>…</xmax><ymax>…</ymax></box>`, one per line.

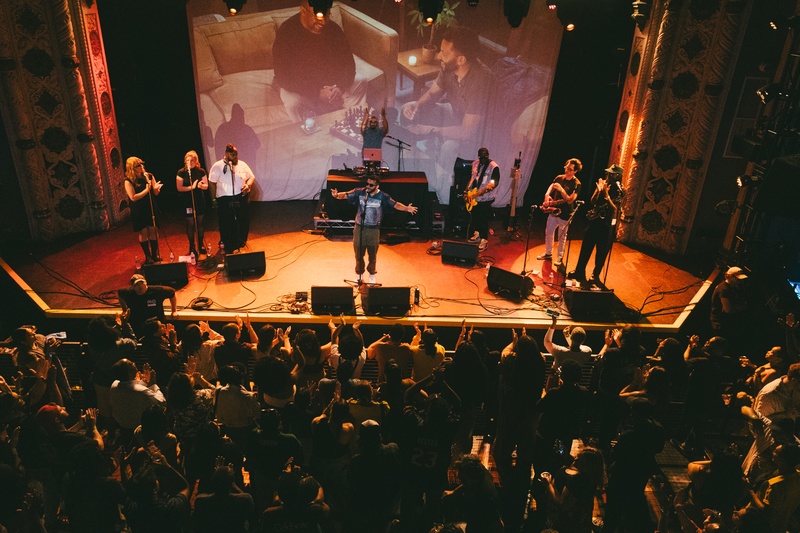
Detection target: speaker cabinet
<box><xmin>564</xmin><ymin>287</ymin><xmax>616</xmax><ymax>321</ymax></box>
<box><xmin>143</xmin><ymin>262</ymin><xmax>189</xmax><ymax>289</ymax></box>
<box><xmin>311</xmin><ymin>286</ymin><xmax>355</xmax><ymax>315</ymax></box>
<box><xmin>441</xmin><ymin>240</ymin><xmax>479</xmax><ymax>267</ymax></box>
<box><xmin>363</xmin><ymin>286</ymin><xmax>411</xmax><ymax>316</ymax></box>
<box><xmin>487</xmin><ymin>266</ymin><xmax>534</xmax><ymax>302</ymax></box>
<box><xmin>225</xmin><ymin>251</ymin><xmax>266</xmax><ymax>278</ymax></box>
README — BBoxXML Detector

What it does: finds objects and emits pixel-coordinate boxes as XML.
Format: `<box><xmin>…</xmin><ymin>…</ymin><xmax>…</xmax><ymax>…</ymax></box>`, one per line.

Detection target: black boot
<box><xmin>188</xmin><ymin>237</ymin><xmax>197</xmax><ymax>256</ymax></box>
<box><xmin>140</xmin><ymin>241</ymin><xmax>153</xmax><ymax>265</ymax></box>
<box><xmin>150</xmin><ymin>240</ymin><xmax>162</xmax><ymax>263</ymax></box>
<box><xmin>198</xmin><ymin>231</ymin><xmax>206</xmax><ymax>255</ymax></box>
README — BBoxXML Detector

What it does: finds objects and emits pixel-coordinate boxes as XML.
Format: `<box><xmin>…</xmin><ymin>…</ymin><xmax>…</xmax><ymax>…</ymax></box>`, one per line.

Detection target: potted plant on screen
<box><xmin>408</xmin><ymin>1</ymin><xmax>459</xmax><ymax>64</ymax></box>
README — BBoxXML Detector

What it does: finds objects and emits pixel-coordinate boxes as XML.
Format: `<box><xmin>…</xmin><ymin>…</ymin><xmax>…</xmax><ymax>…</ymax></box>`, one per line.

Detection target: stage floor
<box><xmin>0</xmin><ymin>201</ymin><xmax>713</xmax><ymax>334</ymax></box>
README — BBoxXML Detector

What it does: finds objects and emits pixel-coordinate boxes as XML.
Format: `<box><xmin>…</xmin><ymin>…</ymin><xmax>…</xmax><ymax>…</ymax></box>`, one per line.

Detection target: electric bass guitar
<box><xmin>464</xmin><ymin>185</ymin><xmax>492</xmax><ymax>212</ymax></box>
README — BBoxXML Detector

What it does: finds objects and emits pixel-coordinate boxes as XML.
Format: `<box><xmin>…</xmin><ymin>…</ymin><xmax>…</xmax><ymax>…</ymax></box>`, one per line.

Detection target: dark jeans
<box><xmin>575</xmin><ymin>220</ymin><xmax>613</xmax><ymax>279</ymax></box>
<box><xmin>470</xmin><ymin>199</ymin><xmax>493</xmax><ymax>239</ymax></box>
<box><xmin>217</xmin><ymin>194</ymin><xmax>249</xmax><ymax>251</ymax></box>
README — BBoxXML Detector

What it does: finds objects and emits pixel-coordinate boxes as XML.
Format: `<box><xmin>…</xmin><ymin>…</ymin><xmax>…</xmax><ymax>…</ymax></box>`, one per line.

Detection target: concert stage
<box><xmin>0</xmin><ymin>201</ymin><xmax>713</xmax><ymax>336</ymax></box>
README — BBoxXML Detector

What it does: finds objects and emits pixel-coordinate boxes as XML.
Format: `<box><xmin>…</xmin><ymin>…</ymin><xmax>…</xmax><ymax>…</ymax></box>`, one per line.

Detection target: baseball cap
<box><xmin>726</xmin><ymin>266</ymin><xmax>748</xmax><ymax>280</ymax></box>
<box><xmin>130</xmin><ymin>273</ymin><xmax>146</xmax><ymax>285</ymax></box>
<box><xmin>605</xmin><ymin>164</ymin><xmax>624</xmax><ymax>175</ymax></box>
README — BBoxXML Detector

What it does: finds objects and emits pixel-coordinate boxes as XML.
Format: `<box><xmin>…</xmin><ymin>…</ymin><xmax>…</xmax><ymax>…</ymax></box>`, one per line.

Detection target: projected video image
<box><xmin>188</xmin><ymin>0</ymin><xmax>562</xmax><ymax>205</ymax></box>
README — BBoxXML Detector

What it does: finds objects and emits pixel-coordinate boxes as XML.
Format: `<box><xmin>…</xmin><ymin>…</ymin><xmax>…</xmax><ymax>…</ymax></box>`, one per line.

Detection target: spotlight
<box><xmin>547</xmin><ymin>0</ymin><xmax>557</xmax><ymax>9</ymax></box>
<box><xmin>223</xmin><ymin>0</ymin><xmax>246</xmax><ymax>15</ymax></box>
<box><xmin>505</xmin><ymin>0</ymin><xmax>530</xmax><ymax>27</ymax></box>
<box><xmin>756</xmin><ymin>83</ymin><xmax>787</xmax><ymax>104</ymax></box>
<box><xmin>566</xmin><ymin>22</ymin><xmax>575</xmax><ymax>31</ymax></box>
<box><xmin>309</xmin><ymin>0</ymin><xmax>333</xmax><ymax>18</ymax></box>
<box><xmin>631</xmin><ymin>0</ymin><xmax>649</xmax><ymax>27</ymax></box>
<box><xmin>714</xmin><ymin>200</ymin><xmax>737</xmax><ymax>215</ymax></box>
<box><xmin>419</xmin><ymin>0</ymin><xmax>444</xmax><ymax>24</ymax></box>
<box><xmin>736</xmin><ymin>174</ymin><xmax>759</xmax><ymax>188</ymax></box>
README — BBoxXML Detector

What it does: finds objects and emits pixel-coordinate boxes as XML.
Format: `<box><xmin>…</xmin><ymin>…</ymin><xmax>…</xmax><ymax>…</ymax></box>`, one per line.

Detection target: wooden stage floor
<box><xmin>0</xmin><ymin>201</ymin><xmax>714</xmax><ymax>334</ymax></box>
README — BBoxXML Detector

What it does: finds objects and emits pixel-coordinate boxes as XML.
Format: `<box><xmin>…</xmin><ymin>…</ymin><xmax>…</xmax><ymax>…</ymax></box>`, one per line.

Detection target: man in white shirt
<box><xmin>208</xmin><ymin>143</ymin><xmax>255</xmax><ymax>253</ymax></box>
<box><xmin>543</xmin><ymin>315</ymin><xmax>593</xmax><ymax>369</ymax></box>
<box><xmin>109</xmin><ymin>358</ymin><xmax>165</xmax><ymax>430</ymax></box>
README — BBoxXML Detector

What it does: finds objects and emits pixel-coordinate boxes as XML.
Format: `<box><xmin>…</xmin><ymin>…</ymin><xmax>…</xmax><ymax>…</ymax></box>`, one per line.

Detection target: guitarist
<box><xmin>537</xmin><ymin>158</ymin><xmax>582</xmax><ymax>266</ymax></box>
<box><xmin>465</xmin><ymin>147</ymin><xmax>499</xmax><ymax>251</ymax></box>
<box><xmin>568</xmin><ymin>164</ymin><xmax>623</xmax><ymax>285</ymax></box>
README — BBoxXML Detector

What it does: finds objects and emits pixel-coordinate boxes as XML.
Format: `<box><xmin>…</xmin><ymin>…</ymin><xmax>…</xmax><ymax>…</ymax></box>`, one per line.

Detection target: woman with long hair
<box><xmin>410</xmin><ymin>324</ymin><xmax>445</xmax><ymax>381</ymax></box>
<box><xmin>175</xmin><ymin>150</ymin><xmax>208</xmax><ymax>256</ymax></box>
<box><xmin>180</xmin><ymin>322</ymin><xmax>223</xmax><ymax>383</ymax></box>
<box><xmin>124</xmin><ymin>156</ymin><xmax>163</xmax><ymax>264</ymax></box>
<box><xmin>541</xmin><ymin>446</ymin><xmax>606</xmax><ymax>533</ymax></box>
<box><xmin>166</xmin><ymin>372</ymin><xmax>215</xmax><ymax>451</ymax></box>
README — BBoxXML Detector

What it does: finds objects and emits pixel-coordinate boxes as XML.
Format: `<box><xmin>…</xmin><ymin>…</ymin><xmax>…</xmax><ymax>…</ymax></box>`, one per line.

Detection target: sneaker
<box><xmin>368</xmin><ymin>274</ymin><xmax>376</xmax><ymax>285</ymax></box>
<box><xmin>554</xmin><ymin>257</ymin><xmax>563</xmax><ymax>267</ymax></box>
<box><xmin>478</xmin><ymin>239</ymin><xmax>488</xmax><ymax>251</ymax></box>
<box><xmin>468</xmin><ymin>231</ymin><xmax>480</xmax><ymax>242</ymax></box>
<box><xmin>536</xmin><ymin>253</ymin><xmax>552</xmax><ymax>261</ymax></box>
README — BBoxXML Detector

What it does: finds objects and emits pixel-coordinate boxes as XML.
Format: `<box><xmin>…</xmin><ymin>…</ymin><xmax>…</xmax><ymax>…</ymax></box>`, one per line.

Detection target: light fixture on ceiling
<box><xmin>309</xmin><ymin>0</ymin><xmax>333</xmax><ymax>18</ymax></box>
<box><xmin>736</xmin><ymin>174</ymin><xmax>759</xmax><ymax>188</ymax></box>
<box><xmin>419</xmin><ymin>0</ymin><xmax>444</xmax><ymax>24</ymax></box>
<box><xmin>504</xmin><ymin>0</ymin><xmax>530</xmax><ymax>28</ymax></box>
<box><xmin>756</xmin><ymin>83</ymin><xmax>787</xmax><ymax>104</ymax></box>
<box><xmin>224</xmin><ymin>0</ymin><xmax>246</xmax><ymax>15</ymax></box>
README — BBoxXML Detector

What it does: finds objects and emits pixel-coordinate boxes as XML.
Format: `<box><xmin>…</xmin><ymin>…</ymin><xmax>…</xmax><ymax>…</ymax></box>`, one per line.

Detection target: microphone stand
<box><xmin>520</xmin><ymin>206</ymin><xmax>538</xmax><ymax>276</ymax></box>
<box><xmin>559</xmin><ymin>201</ymin><xmax>584</xmax><ymax>281</ymax></box>
<box><xmin>145</xmin><ymin>171</ymin><xmax>159</xmax><ymax>244</ymax></box>
<box><xmin>188</xmin><ymin>166</ymin><xmax>200</xmax><ymax>257</ymax></box>
<box><xmin>600</xmin><ymin>185</ymin><xmax>626</xmax><ymax>287</ymax></box>
<box><xmin>385</xmin><ymin>136</ymin><xmax>409</xmax><ymax>171</ymax></box>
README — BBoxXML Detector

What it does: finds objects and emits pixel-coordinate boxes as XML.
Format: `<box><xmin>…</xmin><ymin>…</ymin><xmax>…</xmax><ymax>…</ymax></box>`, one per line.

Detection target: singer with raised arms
<box><xmin>537</xmin><ymin>157</ymin><xmax>582</xmax><ymax>267</ymax></box>
<box><xmin>175</xmin><ymin>150</ymin><xmax>208</xmax><ymax>257</ymax></box>
<box><xmin>208</xmin><ymin>144</ymin><xmax>255</xmax><ymax>254</ymax></box>
<box><xmin>124</xmin><ymin>156</ymin><xmax>164</xmax><ymax>264</ymax></box>
<box><xmin>361</xmin><ymin>105</ymin><xmax>388</xmax><ymax>163</ymax></box>
<box><xmin>330</xmin><ymin>175</ymin><xmax>418</xmax><ymax>285</ymax></box>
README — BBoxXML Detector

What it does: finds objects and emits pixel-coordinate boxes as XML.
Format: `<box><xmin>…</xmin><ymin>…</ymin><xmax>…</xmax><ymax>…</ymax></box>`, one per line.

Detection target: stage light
<box><xmin>566</xmin><ymin>22</ymin><xmax>575</xmax><ymax>31</ymax></box>
<box><xmin>756</xmin><ymin>83</ymin><xmax>787</xmax><ymax>104</ymax></box>
<box><xmin>714</xmin><ymin>200</ymin><xmax>737</xmax><ymax>216</ymax></box>
<box><xmin>736</xmin><ymin>174</ymin><xmax>759</xmax><ymax>188</ymax></box>
<box><xmin>505</xmin><ymin>0</ymin><xmax>530</xmax><ymax>27</ymax></box>
<box><xmin>419</xmin><ymin>0</ymin><xmax>444</xmax><ymax>24</ymax></box>
<box><xmin>309</xmin><ymin>0</ymin><xmax>333</xmax><ymax>18</ymax></box>
<box><xmin>547</xmin><ymin>0</ymin><xmax>557</xmax><ymax>9</ymax></box>
<box><xmin>224</xmin><ymin>0</ymin><xmax>246</xmax><ymax>15</ymax></box>
<box><xmin>631</xmin><ymin>0</ymin><xmax>649</xmax><ymax>26</ymax></box>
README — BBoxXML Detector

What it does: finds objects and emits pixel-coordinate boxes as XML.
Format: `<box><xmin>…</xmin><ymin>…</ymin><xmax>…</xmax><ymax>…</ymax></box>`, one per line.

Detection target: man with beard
<box><xmin>401</xmin><ymin>26</ymin><xmax>494</xmax><ymax>202</ymax></box>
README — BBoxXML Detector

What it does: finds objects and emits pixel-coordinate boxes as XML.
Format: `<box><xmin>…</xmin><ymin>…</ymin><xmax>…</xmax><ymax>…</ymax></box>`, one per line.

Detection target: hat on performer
<box><xmin>130</xmin><ymin>273</ymin><xmax>146</xmax><ymax>286</ymax></box>
<box><xmin>726</xmin><ymin>266</ymin><xmax>748</xmax><ymax>280</ymax></box>
<box><xmin>605</xmin><ymin>164</ymin><xmax>624</xmax><ymax>175</ymax></box>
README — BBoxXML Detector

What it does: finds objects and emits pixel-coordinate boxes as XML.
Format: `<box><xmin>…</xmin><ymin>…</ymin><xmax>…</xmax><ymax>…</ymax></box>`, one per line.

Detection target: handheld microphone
<box><xmin>615</xmin><ymin>181</ymin><xmax>625</xmax><ymax>194</ymax></box>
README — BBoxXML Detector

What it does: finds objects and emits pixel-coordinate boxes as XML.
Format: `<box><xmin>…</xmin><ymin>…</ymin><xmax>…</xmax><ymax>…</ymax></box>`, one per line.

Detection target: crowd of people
<box><xmin>0</xmin><ymin>292</ymin><xmax>798</xmax><ymax>532</ymax></box>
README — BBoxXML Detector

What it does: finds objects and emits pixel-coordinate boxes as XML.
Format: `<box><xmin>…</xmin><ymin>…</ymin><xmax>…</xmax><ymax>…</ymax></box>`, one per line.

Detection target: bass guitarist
<box><xmin>537</xmin><ymin>158</ymin><xmax>582</xmax><ymax>266</ymax></box>
<box><xmin>465</xmin><ymin>147</ymin><xmax>499</xmax><ymax>251</ymax></box>
<box><xmin>568</xmin><ymin>164</ymin><xmax>623</xmax><ymax>285</ymax></box>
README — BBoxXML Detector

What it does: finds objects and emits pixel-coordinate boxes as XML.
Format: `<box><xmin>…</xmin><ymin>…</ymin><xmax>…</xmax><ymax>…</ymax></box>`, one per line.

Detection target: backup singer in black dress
<box><xmin>175</xmin><ymin>150</ymin><xmax>208</xmax><ymax>256</ymax></box>
<box><xmin>124</xmin><ymin>156</ymin><xmax>163</xmax><ymax>264</ymax></box>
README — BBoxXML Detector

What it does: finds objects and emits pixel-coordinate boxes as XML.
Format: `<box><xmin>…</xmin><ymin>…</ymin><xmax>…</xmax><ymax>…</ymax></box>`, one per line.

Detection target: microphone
<box><xmin>615</xmin><ymin>181</ymin><xmax>625</xmax><ymax>194</ymax></box>
<box><xmin>386</xmin><ymin>135</ymin><xmax>409</xmax><ymax>146</ymax></box>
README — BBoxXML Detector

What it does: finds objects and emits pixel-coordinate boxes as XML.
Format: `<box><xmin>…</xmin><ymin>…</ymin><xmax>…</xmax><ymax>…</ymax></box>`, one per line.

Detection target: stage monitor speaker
<box><xmin>564</xmin><ymin>287</ymin><xmax>616</xmax><ymax>321</ymax></box>
<box><xmin>487</xmin><ymin>266</ymin><xmax>534</xmax><ymax>301</ymax></box>
<box><xmin>441</xmin><ymin>240</ymin><xmax>479</xmax><ymax>267</ymax></box>
<box><xmin>363</xmin><ymin>286</ymin><xmax>411</xmax><ymax>316</ymax></box>
<box><xmin>225</xmin><ymin>251</ymin><xmax>266</xmax><ymax>278</ymax></box>
<box><xmin>311</xmin><ymin>286</ymin><xmax>355</xmax><ymax>315</ymax></box>
<box><xmin>143</xmin><ymin>262</ymin><xmax>189</xmax><ymax>289</ymax></box>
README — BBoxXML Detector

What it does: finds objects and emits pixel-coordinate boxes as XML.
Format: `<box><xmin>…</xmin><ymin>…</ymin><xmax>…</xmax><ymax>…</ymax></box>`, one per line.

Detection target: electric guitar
<box><xmin>539</xmin><ymin>196</ymin><xmax>565</xmax><ymax>216</ymax></box>
<box><xmin>464</xmin><ymin>185</ymin><xmax>492</xmax><ymax>212</ymax></box>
